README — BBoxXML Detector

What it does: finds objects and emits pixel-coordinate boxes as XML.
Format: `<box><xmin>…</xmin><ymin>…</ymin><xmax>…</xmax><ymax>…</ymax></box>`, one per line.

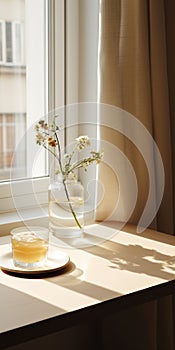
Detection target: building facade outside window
<box><xmin>0</xmin><ymin>0</ymin><xmax>26</xmax><ymax>181</ymax></box>
<box><xmin>0</xmin><ymin>0</ymin><xmax>47</xmax><ymax>184</ymax></box>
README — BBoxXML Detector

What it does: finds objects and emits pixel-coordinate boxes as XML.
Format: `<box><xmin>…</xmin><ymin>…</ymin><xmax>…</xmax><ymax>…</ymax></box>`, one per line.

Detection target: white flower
<box><xmin>75</xmin><ymin>135</ymin><xmax>90</xmax><ymax>150</ymax></box>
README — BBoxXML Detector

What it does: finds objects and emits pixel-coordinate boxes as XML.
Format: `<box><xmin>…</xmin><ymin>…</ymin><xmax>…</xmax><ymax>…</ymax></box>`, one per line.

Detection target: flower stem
<box><xmin>62</xmin><ymin>179</ymin><xmax>83</xmax><ymax>230</ymax></box>
<box><xmin>54</xmin><ymin>132</ymin><xmax>63</xmax><ymax>173</ymax></box>
<box><xmin>43</xmin><ymin>145</ymin><xmax>60</xmax><ymax>163</ymax></box>
<box><xmin>68</xmin><ymin>157</ymin><xmax>95</xmax><ymax>174</ymax></box>
<box><xmin>53</xmin><ymin>133</ymin><xmax>82</xmax><ymax>230</ymax></box>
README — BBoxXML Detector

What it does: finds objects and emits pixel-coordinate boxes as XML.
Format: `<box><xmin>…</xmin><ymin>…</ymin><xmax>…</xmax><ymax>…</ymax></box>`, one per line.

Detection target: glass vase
<box><xmin>48</xmin><ymin>178</ymin><xmax>84</xmax><ymax>238</ymax></box>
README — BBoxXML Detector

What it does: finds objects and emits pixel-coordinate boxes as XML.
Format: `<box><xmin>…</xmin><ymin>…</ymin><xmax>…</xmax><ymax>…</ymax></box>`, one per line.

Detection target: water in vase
<box><xmin>48</xmin><ymin>187</ymin><xmax>84</xmax><ymax>238</ymax></box>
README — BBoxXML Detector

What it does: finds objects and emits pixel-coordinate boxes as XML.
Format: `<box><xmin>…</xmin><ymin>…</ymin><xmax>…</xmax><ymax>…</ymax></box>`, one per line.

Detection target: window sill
<box><xmin>0</xmin><ymin>65</ymin><xmax>26</xmax><ymax>74</ymax></box>
<box><xmin>0</xmin><ymin>205</ymin><xmax>49</xmax><ymax>236</ymax></box>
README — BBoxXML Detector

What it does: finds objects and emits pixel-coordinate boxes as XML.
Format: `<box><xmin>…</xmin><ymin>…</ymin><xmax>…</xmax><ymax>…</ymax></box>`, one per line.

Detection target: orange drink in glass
<box><xmin>11</xmin><ymin>226</ymin><xmax>49</xmax><ymax>268</ymax></box>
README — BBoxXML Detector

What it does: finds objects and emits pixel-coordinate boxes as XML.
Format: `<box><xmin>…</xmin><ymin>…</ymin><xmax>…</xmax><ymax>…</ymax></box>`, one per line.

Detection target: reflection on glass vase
<box><xmin>48</xmin><ymin>178</ymin><xmax>84</xmax><ymax>238</ymax></box>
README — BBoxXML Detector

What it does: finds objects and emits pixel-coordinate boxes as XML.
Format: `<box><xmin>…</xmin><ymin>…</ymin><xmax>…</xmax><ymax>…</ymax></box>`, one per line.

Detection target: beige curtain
<box><xmin>97</xmin><ymin>0</ymin><xmax>175</xmax><ymax>349</ymax></box>
<box><xmin>97</xmin><ymin>0</ymin><xmax>174</xmax><ymax>235</ymax></box>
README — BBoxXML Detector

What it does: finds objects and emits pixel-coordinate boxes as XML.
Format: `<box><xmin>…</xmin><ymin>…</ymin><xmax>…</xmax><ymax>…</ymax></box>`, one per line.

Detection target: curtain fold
<box><xmin>97</xmin><ymin>0</ymin><xmax>174</xmax><ymax>235</ymax></box>
<box><xmin>97</xmin><ymin>0</ymin><xmax>175</xmax><ymax>348</ymax></box>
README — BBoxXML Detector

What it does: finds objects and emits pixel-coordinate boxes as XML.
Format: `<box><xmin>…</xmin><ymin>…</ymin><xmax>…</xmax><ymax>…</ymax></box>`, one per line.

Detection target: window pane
<box><xmin>6</xmin><ymin>22</ymin><xmax>13</xmax><ymax>63</ymax></box>
<box><xmin>0</xmin><ymin>0</ymin><xmax>48</xmax><ymax>181</ymax></box>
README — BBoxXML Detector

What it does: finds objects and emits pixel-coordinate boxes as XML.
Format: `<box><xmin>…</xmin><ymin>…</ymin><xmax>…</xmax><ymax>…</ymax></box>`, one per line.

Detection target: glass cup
<box><xmin>10</xmin><ymin>226</ymin><xmax>49</xmax><ymax>268</ymax></box>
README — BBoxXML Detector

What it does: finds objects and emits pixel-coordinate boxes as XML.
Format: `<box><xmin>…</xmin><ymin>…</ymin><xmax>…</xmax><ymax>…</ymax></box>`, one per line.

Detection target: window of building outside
<box><xmin>0</xmin><ymin>113</ymin><xmax>26</xmax><ymax>180</ymax></box>
<box><xmin>0</xmin><ymin>20</ymin><xmax>23</xmax><ymax>65</ymax></box>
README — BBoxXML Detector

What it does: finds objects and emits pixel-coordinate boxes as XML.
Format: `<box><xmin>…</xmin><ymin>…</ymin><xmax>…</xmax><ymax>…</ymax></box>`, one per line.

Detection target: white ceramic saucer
<box><xmin>0</xmin><ymin>244</ymin><xmax>70</xmax><ymax>275</ymax></box>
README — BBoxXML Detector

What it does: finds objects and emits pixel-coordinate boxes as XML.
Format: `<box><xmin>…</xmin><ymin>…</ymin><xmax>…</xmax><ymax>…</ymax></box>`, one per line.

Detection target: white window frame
<box><xmin>0</xmin><ymin>0</ymin><xmax>99</xmax><ymax>233</ymax></box>
<box><xmin>0</xmin><ymin>0</ymin><xmax>66</xmax><ymax>234</ymax></box>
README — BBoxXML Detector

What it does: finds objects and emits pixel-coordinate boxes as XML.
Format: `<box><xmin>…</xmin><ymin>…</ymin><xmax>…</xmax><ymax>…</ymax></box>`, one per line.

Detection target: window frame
<box><xmin>0</xmin><ymin>0</ymin><xmax>66</xmax><ymax>229</ymax></box>
<box><xmin>0</xmin><ymin>0</ymin><xmax>99</xmax><ymax>231</ymax></box>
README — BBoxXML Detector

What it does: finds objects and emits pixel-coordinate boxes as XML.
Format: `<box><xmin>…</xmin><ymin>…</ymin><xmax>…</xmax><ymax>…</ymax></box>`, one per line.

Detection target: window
<box><xmin>0</xmin><ymin>0</ymin><xmax>48</xmax><ymax>183</ymax></box>
<box><xmin>0</xmin><ymin>0</ymin><xmax>49</xmax><ymax>224</ymax></box>
<box><xmin>0</xmin><ymin>0</ymin><xmax>99</xmax><ymax>230</ymax></box>
<box><xmin>6</xmin><ymin>22</ymin><xmax>13</xmax><ymax>63</ymax></box>
<box><xmin>0</xmin><ymin>113</ymin><xmax>26</xmax><ymax>180</ymax></box>
<box><xmin>0</xmin><ymin>20</ymin><xmax>23</xmax><ymax>65</ymax></box>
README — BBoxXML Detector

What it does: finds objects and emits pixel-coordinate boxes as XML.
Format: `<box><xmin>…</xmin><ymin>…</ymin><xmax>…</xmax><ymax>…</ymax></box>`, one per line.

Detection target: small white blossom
<box><xmin>75</xmin><ymin>135</ymin><xmax>90</xmax><ymax>150</ymax></box>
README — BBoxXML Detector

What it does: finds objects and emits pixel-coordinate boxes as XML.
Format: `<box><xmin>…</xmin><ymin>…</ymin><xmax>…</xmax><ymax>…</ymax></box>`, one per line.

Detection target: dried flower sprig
<box><xmin>35</xmin><ymin>117</ymin><xmax>103</xmax><ymax>229</ymax></box>
<box><xmin>35</xmin><ymin>119</ymin><xmax>103</xmax><ymax>180</ymax></box>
